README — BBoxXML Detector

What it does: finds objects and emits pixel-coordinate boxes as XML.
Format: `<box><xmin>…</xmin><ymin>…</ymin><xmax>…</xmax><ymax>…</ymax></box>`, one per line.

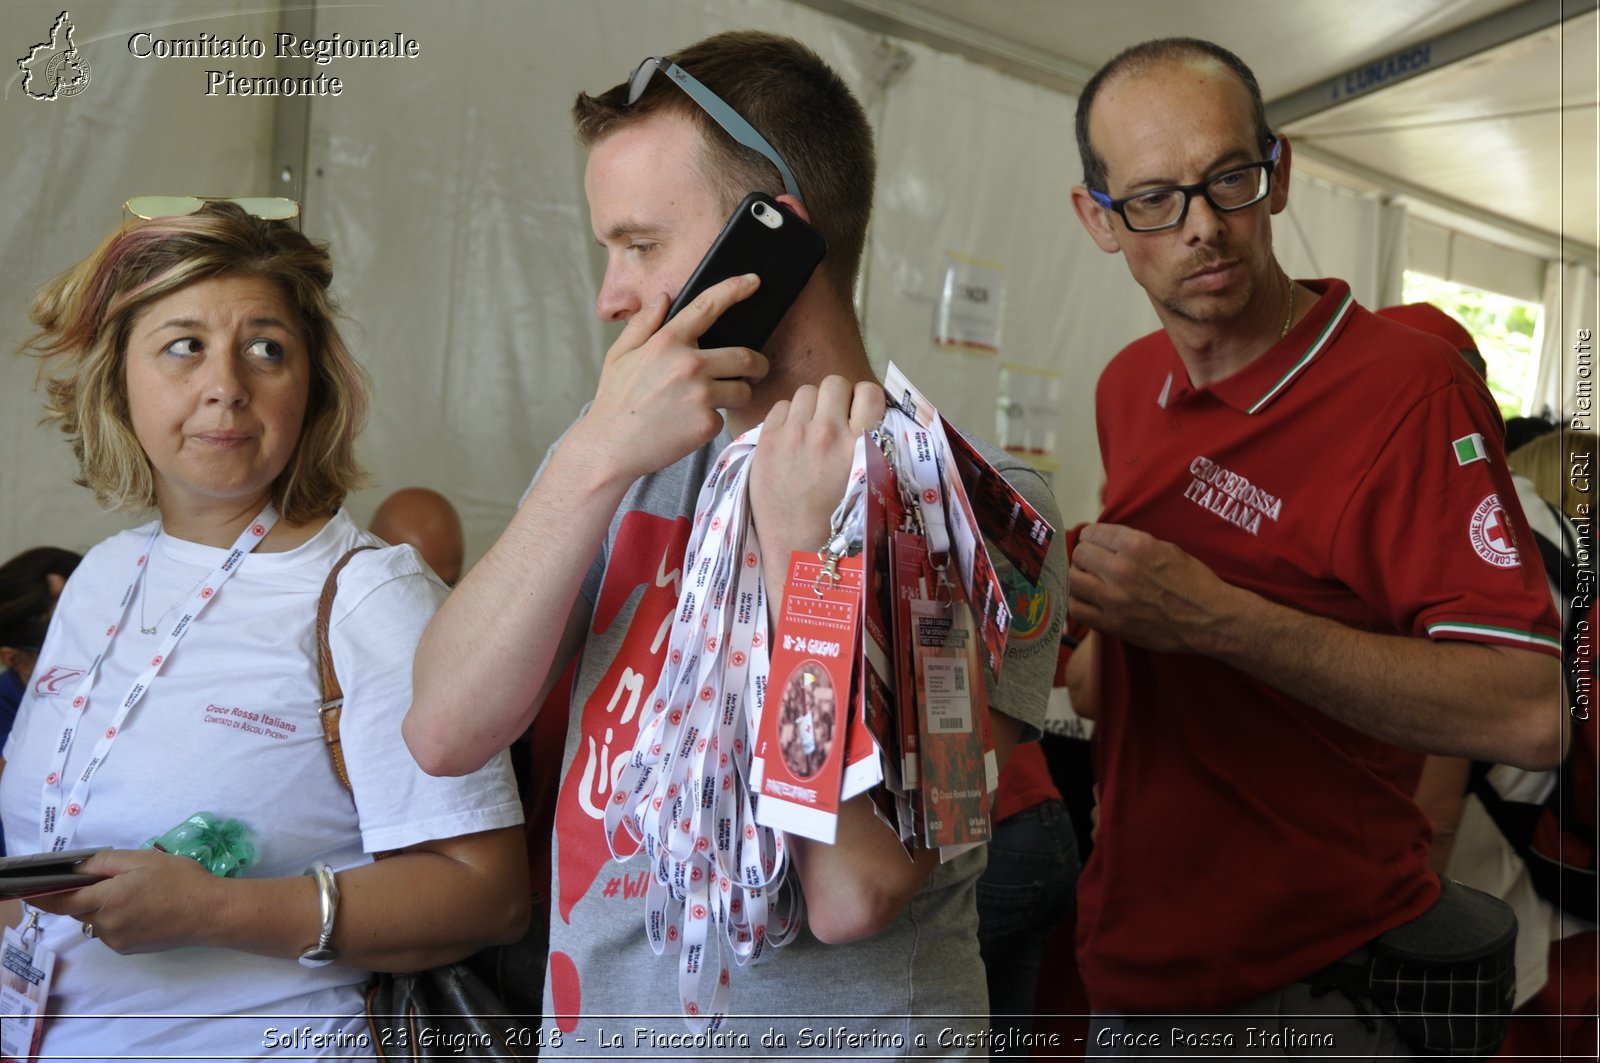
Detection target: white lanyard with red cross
<box><xmin>37</xmin><ymin>507</ymin><xmax>277</xmax><ymax>854</ymax></box>
<box><xmin>604</xmin><ymin>427</ymin><xmax>801</xmax><ymax>1032</ymax></box>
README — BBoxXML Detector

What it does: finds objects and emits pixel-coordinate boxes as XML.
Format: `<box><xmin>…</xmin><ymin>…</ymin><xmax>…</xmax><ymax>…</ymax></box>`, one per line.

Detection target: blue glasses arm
<box><xmin>660</xmin><ymin>62</ymin><xmax>804</xmax><ymax>204</ymax></box>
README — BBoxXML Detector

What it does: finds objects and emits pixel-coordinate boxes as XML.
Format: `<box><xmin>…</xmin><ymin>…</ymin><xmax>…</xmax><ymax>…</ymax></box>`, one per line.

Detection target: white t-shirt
<box><xmin>1</xmin><ymin>509</ymin><xmax>522</xmax><ymax>1060</ymax></box>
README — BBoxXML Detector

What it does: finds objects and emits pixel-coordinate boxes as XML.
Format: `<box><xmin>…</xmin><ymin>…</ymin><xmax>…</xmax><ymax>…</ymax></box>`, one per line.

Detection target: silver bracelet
<box><xmin>297</xmin><ymin>864</ymin><xmax>339</xmax><ymax>968</ymax></box>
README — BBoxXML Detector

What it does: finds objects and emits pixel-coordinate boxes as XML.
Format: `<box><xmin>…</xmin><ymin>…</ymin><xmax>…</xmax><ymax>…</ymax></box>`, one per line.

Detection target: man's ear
<box><xmin>775</xmin><ymin>193</ymin><xmax>811</xmax><ymax>224</ymax></box>
<box><xmin>0</xmin><ymin>646</ymin><xmax>25</xmax><ymax>674</ymax></box>
<box><xmin>1071</xmin><ymin>186</ymin><xmax>1123</xmax><ymax>254</ymax></box>
<box><xmin>1269</xmin><ymin>134</ymin><xmax>1292</xmax><ymax>215</ymax></box>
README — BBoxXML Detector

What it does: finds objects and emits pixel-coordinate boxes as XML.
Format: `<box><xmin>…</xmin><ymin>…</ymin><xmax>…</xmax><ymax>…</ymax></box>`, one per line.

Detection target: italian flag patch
<box><xmin>1453</xmin><ymin>433</ymin><xmax>1487</xmax><ymax>465</ymax></box>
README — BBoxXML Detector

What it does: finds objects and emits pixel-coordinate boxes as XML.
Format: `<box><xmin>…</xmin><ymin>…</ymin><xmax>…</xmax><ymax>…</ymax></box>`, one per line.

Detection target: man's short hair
<box><xmin>1075</xmin><ymin>37</ymin><xmax>1273</xmax><ymax>193</ymax></box>
<box><xmin>572</xmin><ymin>30</ymin><xmax>874</xmax><ymax>300</ymax></box>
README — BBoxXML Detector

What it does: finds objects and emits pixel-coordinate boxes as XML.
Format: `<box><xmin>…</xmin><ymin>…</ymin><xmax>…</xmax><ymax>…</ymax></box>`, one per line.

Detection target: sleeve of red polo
<box><xmin>1329</xmin><ymin>380</ymin><xmax>1561</xmax><ymax>656</ymax></box>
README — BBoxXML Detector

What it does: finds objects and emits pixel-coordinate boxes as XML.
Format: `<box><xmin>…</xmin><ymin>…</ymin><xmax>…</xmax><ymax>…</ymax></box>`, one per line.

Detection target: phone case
<box><xmin>666</xmin><ymin>192</ymin><xmax>827</xmax><ymax>352</ymax></box>
<box><xmin>0</xmin><ymin>847</ymin><xmax>105</xmax><ymax>899</ymax></box>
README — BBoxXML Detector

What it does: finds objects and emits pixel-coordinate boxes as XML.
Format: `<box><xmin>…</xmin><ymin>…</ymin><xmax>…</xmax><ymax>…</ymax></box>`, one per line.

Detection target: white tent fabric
<box><xmin>1532</xmin><ymin>260</ymin><xmax>1599</xmax><ymax>421</ymax></box>
<box><xmin>0</xmin><ymin>0</ymin><xmax>1579</xmax><ymax>567</ymax></box>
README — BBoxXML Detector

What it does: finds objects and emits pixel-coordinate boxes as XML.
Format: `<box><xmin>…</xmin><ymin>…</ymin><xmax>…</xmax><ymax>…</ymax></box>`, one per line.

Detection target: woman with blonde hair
<box><xmin>2</xmin><ymin>199</ymin><xmax>527</xmax><ymax>1057</ymax></box>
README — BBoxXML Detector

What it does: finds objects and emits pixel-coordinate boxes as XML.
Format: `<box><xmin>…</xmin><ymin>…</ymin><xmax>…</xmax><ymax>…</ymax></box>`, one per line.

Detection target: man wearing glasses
<box><xmin>1065</xmin><ymin>38</ymin><xmax>1562</xmax><ymax>1049</ymax></box>
<box><xmin>409</xmin><ymin>30</ymin><xmax>1066</xmax><ymax>1052</ymax></box>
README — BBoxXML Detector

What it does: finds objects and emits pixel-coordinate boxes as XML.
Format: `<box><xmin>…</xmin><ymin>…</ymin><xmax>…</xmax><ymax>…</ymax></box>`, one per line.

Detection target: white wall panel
<box><xmin>1</xmin><ymin>1</ymin><xmax>281</xmax><ymax>558</ymax></box>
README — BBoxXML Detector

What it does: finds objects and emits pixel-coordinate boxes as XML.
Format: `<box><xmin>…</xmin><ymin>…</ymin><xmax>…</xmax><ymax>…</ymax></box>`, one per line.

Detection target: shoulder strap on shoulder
<box><xmin>318</xmin><ymin>545</ymin><xmax>379</xmax><ymax>793</ymax></box>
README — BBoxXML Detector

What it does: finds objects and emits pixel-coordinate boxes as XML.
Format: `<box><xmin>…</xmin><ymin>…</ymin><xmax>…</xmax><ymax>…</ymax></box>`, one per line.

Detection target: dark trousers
<box><xmin>977</xmin><ymin>798</ymin><xmax>1080</xmax><ymax>1042</ymax></box>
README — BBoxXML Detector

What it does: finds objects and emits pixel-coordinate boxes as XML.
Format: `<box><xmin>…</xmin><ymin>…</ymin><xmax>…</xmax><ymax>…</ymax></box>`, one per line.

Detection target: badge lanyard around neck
<box><xmin>605</xmin><ymin>426</ymin><xmax>802</xmax><ymax>1033</ymax></box>
<box><xmin>37</xmin><ymin>507</ymin><xmax>279</xmax><ymax>854</ymax></box>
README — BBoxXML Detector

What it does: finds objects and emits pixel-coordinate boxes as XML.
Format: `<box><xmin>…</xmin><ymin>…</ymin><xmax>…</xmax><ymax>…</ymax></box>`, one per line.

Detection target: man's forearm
<box><xmin>405</xmin><ymin>431</ymin><xmax>627</xmax><ymax>776</ymax></box>
<box><xmin>1199</xmin><ymin>581</ymin><xmax>1563</xmax><ymax>770</ymax></box>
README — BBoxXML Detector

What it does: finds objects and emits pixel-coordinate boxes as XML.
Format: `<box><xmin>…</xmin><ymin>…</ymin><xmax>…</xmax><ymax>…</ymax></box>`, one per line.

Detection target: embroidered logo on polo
<box><xmin>1468</xmin><ymin>493</ymin><xmax>1521</xmax><ymax>568</ymax></box>
<box><xmin>1181</xmin><ymin>455</ymin><xmax>1284</xmax><ymax>536</ymax></box>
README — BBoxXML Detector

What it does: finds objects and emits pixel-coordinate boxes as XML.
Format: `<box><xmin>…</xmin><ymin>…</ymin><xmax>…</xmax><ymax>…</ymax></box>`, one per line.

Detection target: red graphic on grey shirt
<box><xmin>548</xmin><ymin>511</ymin><xmax>688</xmax><ymax>1030</ymax></box>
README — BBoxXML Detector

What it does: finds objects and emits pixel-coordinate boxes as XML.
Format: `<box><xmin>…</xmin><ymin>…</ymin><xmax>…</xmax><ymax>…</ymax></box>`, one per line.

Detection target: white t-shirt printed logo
<box><xmin>31</xmin><ymin>666</ymin><xmax>86</xmax><ymax>698</ymax></box>
<box><xmin>200</xmin><ymin>704</ymin><xmax>301</xmax><ymax>740</ymax></box>
<box><xmin>1181</xmin><ymin>455</ymin><xmax>1285</xmax><ymax>536</ymax></box>
<box><xmin>1469</xmin><ymin>493</ymin><xmax>1521</xmax><ymax>568</ymax></box>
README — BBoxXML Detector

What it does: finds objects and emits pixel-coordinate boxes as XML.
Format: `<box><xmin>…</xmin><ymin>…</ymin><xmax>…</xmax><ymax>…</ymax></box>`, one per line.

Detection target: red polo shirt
<box><xmin>1077</xmin><ymin>279</ymin><xmax>1561</xmax><ymax>1012</ymax></box>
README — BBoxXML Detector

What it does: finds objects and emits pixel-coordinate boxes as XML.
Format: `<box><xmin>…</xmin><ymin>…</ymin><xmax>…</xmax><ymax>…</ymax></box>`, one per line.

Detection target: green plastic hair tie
<box><xmin>144</xmin><ymin>812</ymin><xmax>257</xmax><ymax>878</ymax></box>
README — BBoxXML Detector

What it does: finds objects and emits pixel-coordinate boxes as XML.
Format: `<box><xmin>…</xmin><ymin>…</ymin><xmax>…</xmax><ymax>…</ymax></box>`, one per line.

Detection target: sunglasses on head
<box><xmin>626</xmin><ymin>56</ymin><xmax>804</xmax><ymax>205</ymax></box>
<box><xmin>123</xmin><ymin>196</ymin><xmax>301</xmax><ymax>224</ymax></box>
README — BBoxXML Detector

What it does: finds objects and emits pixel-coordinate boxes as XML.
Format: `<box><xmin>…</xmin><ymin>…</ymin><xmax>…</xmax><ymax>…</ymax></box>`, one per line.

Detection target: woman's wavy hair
<box><xmin>22</xmin><ymin>201</ymin><xmax>368</xmax><ymax>523</ymax></box>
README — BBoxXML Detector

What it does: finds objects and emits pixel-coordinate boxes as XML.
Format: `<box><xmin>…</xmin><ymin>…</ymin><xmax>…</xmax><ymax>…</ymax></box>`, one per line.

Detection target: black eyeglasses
<box><xmin>627</xmin><ymin>56</ymin><xmax>804</xmax><ymax>205</ymax></box>
<box><xmin>1090</xmin><ymin>139</ymin><xmax>1281</xmax><ymax>233</ymax></box>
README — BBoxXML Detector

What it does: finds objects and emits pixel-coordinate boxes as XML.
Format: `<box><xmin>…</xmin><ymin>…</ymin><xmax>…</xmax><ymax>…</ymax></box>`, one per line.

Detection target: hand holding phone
<box><xmin>666</xmin><ymin>192</ymin><xmax>827</xmax><ymax>353</ymax></box>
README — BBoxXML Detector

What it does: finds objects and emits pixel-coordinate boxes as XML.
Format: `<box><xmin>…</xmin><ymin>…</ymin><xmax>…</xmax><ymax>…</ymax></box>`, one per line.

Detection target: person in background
<box><xmin>1383</xmin><ymin>301</ymin><xmax>1597</xmax><ymax>1060</ymax></box>
<box><xmin>3</xmin><ymin>199</ymin><xmax>527</xmax><ymax>1058</ymax></box>
<box><xmin>369</xmin><ymin>486</ymin><xmax>466</xmax><ymax>586</ymax></box>
<box><xmin>0</xmin><ymin>547</ymin><xmax>81</xmax><ymax>745</ymax></box>
<box><xmin>978</xmin><ymin>576</ymin><xmax>1080</xmax><ymax>1044</ymax></box>
<box><xmin>0</xmin><ymin>546</ymin><xmax>82</xmax><ymax>854</ymax></box>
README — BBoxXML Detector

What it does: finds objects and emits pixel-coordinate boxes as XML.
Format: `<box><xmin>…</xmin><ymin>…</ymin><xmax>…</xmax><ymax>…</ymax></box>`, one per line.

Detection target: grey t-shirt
<box><xmin>536</xmin><ymin>426</ymin><xmax>1066</xmax><ymax>1057</ymax></box>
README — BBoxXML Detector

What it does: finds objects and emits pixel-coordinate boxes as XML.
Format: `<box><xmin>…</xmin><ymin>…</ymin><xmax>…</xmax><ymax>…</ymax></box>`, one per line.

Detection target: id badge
<box><xmin>1</xmin><ymin>914</ymin><xmax>55</xmax><ymax>1063</ymax></box>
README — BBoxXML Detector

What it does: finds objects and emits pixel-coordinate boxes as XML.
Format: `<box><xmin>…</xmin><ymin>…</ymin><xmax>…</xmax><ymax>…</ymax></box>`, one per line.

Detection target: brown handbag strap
<box><xmin>317</xmin><ymin>546</ymin><xmax>378</xmax><ymax>794</ymax></box>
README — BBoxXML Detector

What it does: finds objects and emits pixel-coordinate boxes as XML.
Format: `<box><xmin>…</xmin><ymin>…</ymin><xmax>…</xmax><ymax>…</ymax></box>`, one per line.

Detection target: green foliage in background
<box><xmin>1402</xmin><ymin>272</ymin><xmax>1542</xmax><ymax>419</ymax></box>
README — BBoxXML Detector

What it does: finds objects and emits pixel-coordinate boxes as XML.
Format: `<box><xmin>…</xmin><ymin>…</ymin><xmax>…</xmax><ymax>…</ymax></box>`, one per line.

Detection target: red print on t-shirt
<box><xmin>555</xmin><ymin>511</ymin><xmax>690</xmax><ymax>925</ymax></box>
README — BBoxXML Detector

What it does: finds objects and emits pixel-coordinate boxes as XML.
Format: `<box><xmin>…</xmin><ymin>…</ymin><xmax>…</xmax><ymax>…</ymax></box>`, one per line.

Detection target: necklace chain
<box><xmin>1279</xmin><ymin>276</ymin><xmax>1297</xmax><ymax>339</ymax></box>
<box><xmin>138</xmin><ymin>548</ymin><xmax>206</xmax><ymax>636</ymax></box>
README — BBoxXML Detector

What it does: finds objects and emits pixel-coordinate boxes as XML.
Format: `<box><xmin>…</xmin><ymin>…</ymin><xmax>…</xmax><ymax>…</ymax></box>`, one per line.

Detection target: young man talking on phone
<box><xmin>407</xmin><ymin>30</ymin><xmax>1066</xmax><ymax>1053</ymax></box>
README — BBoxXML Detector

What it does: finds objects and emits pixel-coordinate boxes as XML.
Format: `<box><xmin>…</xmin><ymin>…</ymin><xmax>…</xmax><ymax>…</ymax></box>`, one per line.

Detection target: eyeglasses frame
<box><xmin>1089</xmin><ymin>138</ymin><xmax>1282</xmax><ymax>233</ymax></box>
<box><xmin>627</xmin><ymin>56</ymin><xmax>804</xmax><ymax>205</ymax></box>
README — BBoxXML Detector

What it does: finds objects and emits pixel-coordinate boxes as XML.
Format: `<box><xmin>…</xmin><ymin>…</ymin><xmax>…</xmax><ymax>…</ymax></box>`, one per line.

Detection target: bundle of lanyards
<box><xmin>605</xmin><ymin>363</ymin><xmax>1054</xmax><ymax>1030</ymax></box>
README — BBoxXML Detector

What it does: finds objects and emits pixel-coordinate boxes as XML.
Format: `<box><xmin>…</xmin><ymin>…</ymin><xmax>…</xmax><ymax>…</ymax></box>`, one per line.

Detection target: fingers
<box><xmin>1078</xmin><ymin>522</ymin><xmax>1146</xmax><ymax>554</ymax></box>
<box><xmin>662</xmin><ymin>273</ymin><xmax>761</xmax><ymax>345</ymax></box>
<box><xmin>849</xmin><ymin>382</ymin><xmax>887</xmax><ymax>435</ymax></box>
<box><xmin>607</xmin><ymin>292</ymin><xmax>672</xmax><ymax>365</ymax></box>
<box><xmin>699</xmin><ymin>344</ymin><xmax>770</xmax><ymax>385</ymax></box>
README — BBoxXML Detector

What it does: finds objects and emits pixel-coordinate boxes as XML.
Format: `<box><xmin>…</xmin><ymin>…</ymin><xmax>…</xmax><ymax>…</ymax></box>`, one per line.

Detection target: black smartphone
<box><xmin>666</xmin><ymin>191</ymin><xmax>827</xmax><ymax>352</ymax></box>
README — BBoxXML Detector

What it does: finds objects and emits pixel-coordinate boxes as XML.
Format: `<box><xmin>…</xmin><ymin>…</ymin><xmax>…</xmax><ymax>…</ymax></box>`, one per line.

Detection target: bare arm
<box><xmin>1414</xmin><ymin>755</ymin><xmax>1471</xmax><ymax>873</ymax></box>
<box><xmin>406</xmin><ymin>276</ymin><xmax>769</xmax><ymax>776</ymax></box>
<box><xmin>1063</xmin><ymin>630</ymin><xmax>1100</xmax><ymax>721</ymax></box>
<box><xmin>1068</xmin><ymin>522</ymin><xmax>1563</xmax><ymax>770</ymax></box>
<box><xmin>28</xmin><ymin>826</ymin><xmax>529</xmax><ymax>971</ymax></box>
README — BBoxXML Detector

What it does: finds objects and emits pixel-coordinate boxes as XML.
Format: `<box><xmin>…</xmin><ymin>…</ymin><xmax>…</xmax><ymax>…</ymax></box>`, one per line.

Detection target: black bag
<box><xmin>1310</xmin><ymin>878</ymin><xmax>1517</xmax><ymax>1059</ymax></box>
<box><xmin>362</xmin><ymin>937</ymin><xmax>547</xmax><ymax>1060</ymax></box>
<box><xmin>317</xmin><ymin>549</ymin><xmax>545</xmax><ymax>1060</ymax></box>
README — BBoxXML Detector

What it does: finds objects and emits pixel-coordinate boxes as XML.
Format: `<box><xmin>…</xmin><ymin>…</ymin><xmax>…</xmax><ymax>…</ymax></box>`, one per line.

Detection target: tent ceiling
<box><xmin>802</xmin><ymin>0</ymin><xmax>1598</xmax><ymax>267</ymax></box>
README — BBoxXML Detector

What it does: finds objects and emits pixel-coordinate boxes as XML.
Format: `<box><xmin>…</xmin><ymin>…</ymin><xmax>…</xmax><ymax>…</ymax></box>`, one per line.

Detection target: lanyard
<box><xmin>37</xmin><ymin>507</ymin><xmax>278</xmax><ymax>853</ymax></box>
<box><xmin>605</xmin><ymin>428</ymin><xmax>801</xmax><ymax>1033</ymax></box>
<box><xmin>885</xmin><ymin>409</ymin><xmax>951</xmax><ymax>559</ymax></box>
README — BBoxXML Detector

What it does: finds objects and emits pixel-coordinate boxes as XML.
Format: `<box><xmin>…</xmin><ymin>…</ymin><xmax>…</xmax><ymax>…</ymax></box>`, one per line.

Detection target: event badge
<box><xmin>754</xmin><ymin>552</ymin><xmax>862</xmax><ymax>844</ymax></box>
<box><xmin>910</xmin><ymin>597</ymin><xmax>995</xmax><ymax>852</ymax></box>
<box><xmin>1</xmin><ymin>914</ymin><xmax>55</xmax><ymax>1063</ymax></box>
